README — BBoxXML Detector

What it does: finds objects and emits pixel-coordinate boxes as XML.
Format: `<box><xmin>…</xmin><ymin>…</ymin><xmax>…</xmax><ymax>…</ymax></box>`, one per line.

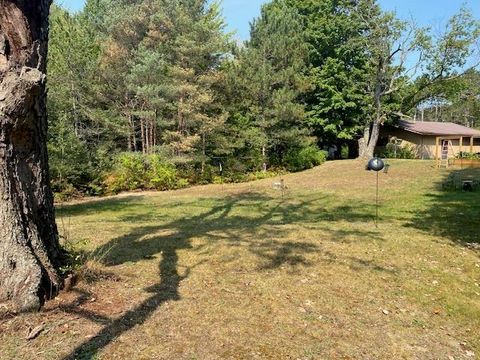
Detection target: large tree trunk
<box><xmin>358</xmin><ymin>56</ymin><xmax>386</xmax><ymax>160</ymax></box>
<box><xmin>0</xmin><ymin>0</ymin><xmax>63</xmax><ymax>312</ymax></box>
<box><xmin>358</xmin><ymin>124</ymin><xmax>371</xmax><ymax>159</ymax></box>
<box><xmin>358</xmin><ymin>119</ymin><xmax>382</xmax><ymax>159</ymax></box>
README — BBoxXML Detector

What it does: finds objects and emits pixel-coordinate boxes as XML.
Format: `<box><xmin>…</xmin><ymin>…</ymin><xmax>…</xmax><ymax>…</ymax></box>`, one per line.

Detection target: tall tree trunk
<box><xmin>0</xmin><ymin>0</ymin><xmax>64</xmax><ymax>312</ymax></box>
<box><xmin>365</xmin><ymin>119</ymin><xmax>381</xmax><ymax>158</ymax></box>
<box><xmin>359</xmin><ymin>60</ymin><xmax>384</xmax><ymax>160</ymax></box>
<box><xmin>150</xmin><ymin>117</ymin><xmax>155</xmax><ymax>153</ymax></box>
<box><xmin>201</xmin><ymin>133</ymin><xmax>206</xmax><ymax>174</ymax></box>
<box><xmin>127</xmin><ymin>114</ymin><xmax>132</xmax><ymax>152</ymax></box>
<box><xmin>140</xmin><ymin>118</ymin><xmax>145</xmax><ymax>154</ymax></box>
<box><xmin>359</xmin><ymin>117</ymin><xmax>382</xmax><ymax>159</ymax></box>
<box><xmin>153</xmin><ymin>110</ymin><xmax>157</xmax><ymax>151</ymax></box>
<box><xmin>145</xmin><ymin>118</ymin><xmax>150</xmax><ymax>154</ymax></box>
<box><xmin>178</xmin><ymin>95</ymin><xmax>185</xmax><ymax>134</ymax></box>
<box><xmin>129</xmin><ymin>115</ymin><xmax>137</xmax><ymax>152</ymax></box>
<box><xmin>358</xmin><ymin>124</ymin><xmax>371</xmax><ymax>159</ymax></box>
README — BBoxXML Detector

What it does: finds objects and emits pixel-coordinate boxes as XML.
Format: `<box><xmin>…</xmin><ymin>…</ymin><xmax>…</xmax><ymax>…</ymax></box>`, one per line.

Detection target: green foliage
<box><xmin>414</xmin><ymin>69</ymin><xmax>480</xmax><ymax>126</ymax></box>
<box><xmin>110</xmin><ymin>153</ymin><xmax>146</xmax><ymax>191</ymax></box>
<box><xmin>285</xmin><ymin>146</ymin><xmax>327</xmax><ymax>172</ymax></box>
<box><xmin>456</xmin><ymin>152</ymin><xmax>480</xmax><ymax>160</ymax></box>
<box><xmin>46</xmin><ymin>0</ymin><xmax>479</xmax><ymax>197</ymax></box>
<box><xmin>48</xmin><ymin>4</ymin><xmax>120</xmax><ymax>196</ymax></box>
<box><xmin>107</xmin><ymin>153</ymin><xmax>183</xmax><ymax>193</ymax></box>
<box><xmin>224</xmin><ymin>0</ymin><xmax>313</xmax><ymax>169</ymax></box>
<box><xmin>148</xmin><ymin>156</ymin><xmax>179</xmax><ymax>190</ymax></box>
<box><xmin>381</xmin><ymin>143</ymin><xmax>416</xmax><ymax>159</ymax></box>
<box><xmin>246</xmin><ymin>170</ymin><xmax>282</xmax><ymax>181</ymax></box>
<box><xmin>340</xmin><ymin>144</ymin><xmax>349</xmax><ymax>159</ymax></box>
<box><xmin>283</xmin><ymin>0</ymin><xmax>375</xmax><ymax>144</ymax></box>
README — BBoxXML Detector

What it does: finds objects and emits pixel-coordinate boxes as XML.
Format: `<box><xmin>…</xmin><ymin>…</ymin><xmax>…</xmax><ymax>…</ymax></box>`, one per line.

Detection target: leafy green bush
<box><xmin>176</xmin><ymin>178</ymin><xmax>190</xmax><ymax>189</ymax></box>
<box><xmin>109</xmin><ymin>152</ymin><xmax>147</xmax><ymax>192</ymax></box>
<box><xmin>247</xmin><ymin>170</ymin><xmax>280</xmax><ymax>181</ymax></box>
<box><xmin>147</xmin><ymin>155</ymin><xmax>178</xmax><ymax>190</ymax></box>
<box><xmin>285</xmin><ymin>146</ymin><xmax>327</xmax><ymax>172</ymax></box>
<box><xmin>340</xmin><ymin>144</ymin><xmax>349</xmax><ymax>159</ymax></box>
<box><xmin>53</xmin><ymin>183</ymin><xmax>80</xmax><ymax>202</ymax></box>
<box><xmin>381</xmin><ymin>143</ymin><xmax>416</xmax><ymax>159</ymax></box>
<box><xmin>106</xmin><ymin>153</ymin><xmax>182</xmax><ymax>193</ymax></box>
<box><xmin>456</xmin><ymin>152</ymin><xmax>480</xmax><ymax>160</ymax></box>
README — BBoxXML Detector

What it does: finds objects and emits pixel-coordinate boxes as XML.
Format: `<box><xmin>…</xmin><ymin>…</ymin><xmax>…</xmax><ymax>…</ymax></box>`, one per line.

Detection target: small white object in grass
<box><xmin>382</xmin><ymin>309</ymin><xmax>390</xmax><ymax>315</ymax></box>
<box><xmin>432</xmin><ymin>280</ymin><xmax>439</xmax><ymax>286</ymax></box>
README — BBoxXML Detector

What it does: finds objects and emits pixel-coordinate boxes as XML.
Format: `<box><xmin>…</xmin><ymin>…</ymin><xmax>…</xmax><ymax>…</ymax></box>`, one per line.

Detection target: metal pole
<box><xmin>376</xmin><ymin>171</ymin><xmax>379</xmax><ymax>227</ymax></box>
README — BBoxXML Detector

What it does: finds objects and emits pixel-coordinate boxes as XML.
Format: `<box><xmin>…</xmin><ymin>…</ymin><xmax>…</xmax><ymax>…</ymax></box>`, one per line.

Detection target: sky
<box><xmin>59</xmin><ymin>0</ymin><xmax>480</xmax><ymax>41</ymax></box>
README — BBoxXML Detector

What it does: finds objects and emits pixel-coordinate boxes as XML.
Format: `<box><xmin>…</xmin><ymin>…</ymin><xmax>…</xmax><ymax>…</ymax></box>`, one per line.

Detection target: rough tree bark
<box><xmin>358</xmin><ymin>56</ymin><xmax>388</xmax><ymax>159</ymax></box>
<box><xmin>0</xmin><ymin>0</ymin><xmax>64</xmax><ymax>312</ymax></box>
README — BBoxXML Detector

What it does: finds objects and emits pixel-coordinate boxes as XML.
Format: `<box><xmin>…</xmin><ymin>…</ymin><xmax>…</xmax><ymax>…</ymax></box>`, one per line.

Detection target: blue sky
<box><xmin>59</xmin><ymin>0</ymin><xmax>480</xmax><ymax>41</ymax></box>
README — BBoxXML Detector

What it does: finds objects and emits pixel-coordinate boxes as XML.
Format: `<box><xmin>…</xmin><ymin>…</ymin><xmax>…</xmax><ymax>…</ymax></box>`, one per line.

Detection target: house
<box><xmin>378</xmin><ymin>120</ymin><xmax>480</xmax><ymax>160</ymax></box>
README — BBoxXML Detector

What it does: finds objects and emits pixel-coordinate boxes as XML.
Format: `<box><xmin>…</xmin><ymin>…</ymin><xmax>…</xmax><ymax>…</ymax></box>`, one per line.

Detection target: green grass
<box><xmin>1</xmin><ymin>160</ymin><xmax>479</xmax><ymax>360</ymax></box>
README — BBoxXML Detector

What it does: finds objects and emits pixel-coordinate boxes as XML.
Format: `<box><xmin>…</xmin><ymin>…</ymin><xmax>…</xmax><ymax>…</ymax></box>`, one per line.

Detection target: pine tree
<box><xmin>227</xmin><ymin>0</ymin><xmax>312</xmax><ymax>170</ymax></box>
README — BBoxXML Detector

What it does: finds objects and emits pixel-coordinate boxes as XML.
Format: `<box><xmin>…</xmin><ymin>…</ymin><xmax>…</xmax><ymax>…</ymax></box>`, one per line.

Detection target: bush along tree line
<box><xmin>47</xmin><ymin>0</ymin><xmax>480</xmax><ymax>198</ymax></box>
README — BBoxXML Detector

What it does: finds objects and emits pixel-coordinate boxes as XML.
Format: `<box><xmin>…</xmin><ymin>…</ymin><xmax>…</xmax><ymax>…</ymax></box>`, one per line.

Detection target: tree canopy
<box><xmin>47</xmin><ymin>0</ymin><xmax>480</xmax><ymax>196</ymax></box>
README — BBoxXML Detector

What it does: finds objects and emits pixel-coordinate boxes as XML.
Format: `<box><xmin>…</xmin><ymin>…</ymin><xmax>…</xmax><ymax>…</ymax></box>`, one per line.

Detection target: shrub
<box><xmin>53</xmin><ymin>183</ymin><xmax>80</xmax><ymax>202</ymax></box>
<box><xmin>246</xmin><ymin>170</ymin><xmax>280</xmax><ymax>181</ymax></box>
<box><xmin>381</xmin><ymin>143</ymin><xmax>416</xmax><ymax>159</ymax></box>
<box><xmin>110</xmin><ymin>152</ymin><xmax>147</xmax><ymax>192</ymax></box>
<box><xmin>340</xmin><ymin>144</ymin><xmax>349</xmax><ymax>159</ymax></box>
<box><xmin>285</xmin><ymin>145</ymin><xmax>327</xmax><ymax>172</ymax></box>
<box><xmin>456</xmin><ymin>152</ymin><xmax>480</xmax><ymax>160</ymax></box>
<box><xmin>147</xmin><ymin>155</ymin><xmax>178</xmax><ymax>190</ymax></box>
<box><xmin>212</xmin><ymin>175</ymin><xmax>224</xmax><ymax>184</ymax></box>
<box><xmin>107</xmin><ymin>153</ymin><xmax>181</xmax><ymax>193</ymax></box>
<box><xmin>176</xmin><ymin>178</ymin><xmax>190</xmax><ymax>189</ymax></box>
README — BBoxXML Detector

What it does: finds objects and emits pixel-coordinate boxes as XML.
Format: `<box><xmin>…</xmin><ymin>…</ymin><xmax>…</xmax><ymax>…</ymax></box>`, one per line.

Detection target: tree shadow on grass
<box><xmin>57</xmin><ymin>196</ymin><xmax>145</xmax><ymax>217</ymax></box>
<box><xmin>63</xmin><ymin>228</ymin><xmax>196</xmax><ymax>360</ymax></box>
<box><xmin>61</xmin><ymin>191</ymin><xmax>390</xmax><ymax>359</ymax></box>
<box><xmin>406</xmin><ymin>169</ymin><xmax>480</xmax><ymax>248</ymax></box>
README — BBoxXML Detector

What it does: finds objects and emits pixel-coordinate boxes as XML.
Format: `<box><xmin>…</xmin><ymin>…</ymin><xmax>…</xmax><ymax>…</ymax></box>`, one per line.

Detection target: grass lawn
<box><xmin>1</xmin><ymin>160</ymin><xmax>479</xmax><ymax>359</ymax></box>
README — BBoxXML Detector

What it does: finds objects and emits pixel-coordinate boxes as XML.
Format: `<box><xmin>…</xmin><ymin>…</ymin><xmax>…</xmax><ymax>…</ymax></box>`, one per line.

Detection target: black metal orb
<box><xmin>367</xmin><ymin>157</ymin><xmax>385</xmax><ymax>172</ymax></box>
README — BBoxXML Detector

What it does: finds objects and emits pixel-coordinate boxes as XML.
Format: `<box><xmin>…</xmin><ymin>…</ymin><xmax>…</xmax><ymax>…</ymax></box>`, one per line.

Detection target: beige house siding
<box><xmin>379</xmin><ymin>127</ymin><xmax>480</xmax><ymax>159</ymax></box>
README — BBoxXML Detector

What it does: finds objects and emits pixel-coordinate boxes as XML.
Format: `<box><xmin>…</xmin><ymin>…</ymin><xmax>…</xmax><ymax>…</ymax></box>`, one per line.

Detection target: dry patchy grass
<box><xmin>1</xmin><ymin>160</ymin><xmax>479</xmax><ymax>360</ymax></box>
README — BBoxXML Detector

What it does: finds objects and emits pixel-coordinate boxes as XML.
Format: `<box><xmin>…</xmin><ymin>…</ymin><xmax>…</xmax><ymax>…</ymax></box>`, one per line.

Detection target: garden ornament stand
<box><xmin>366</xmin><ymin>157</ymin><xmax>386</xmax><ymax>227</ymax></box>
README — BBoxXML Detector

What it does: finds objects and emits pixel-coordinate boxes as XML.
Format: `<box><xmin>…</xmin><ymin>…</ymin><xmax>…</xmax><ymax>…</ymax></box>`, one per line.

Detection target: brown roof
<box><xmin>396</xmin><ymin>120</ymin><xmax>480</xmax><ymax>137</ymax></box>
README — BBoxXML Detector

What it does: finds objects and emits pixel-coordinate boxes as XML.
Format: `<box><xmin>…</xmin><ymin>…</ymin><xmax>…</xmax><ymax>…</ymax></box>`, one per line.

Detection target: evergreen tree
<box><xmin>284</xmin><ymin>0</ymin><xmax>376</xmax><ymax>153</ymax></box>
<box><xmin>227</xmin><ymin>0</ymin><xmax>313</xmax><ymax>170</ymax></box>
